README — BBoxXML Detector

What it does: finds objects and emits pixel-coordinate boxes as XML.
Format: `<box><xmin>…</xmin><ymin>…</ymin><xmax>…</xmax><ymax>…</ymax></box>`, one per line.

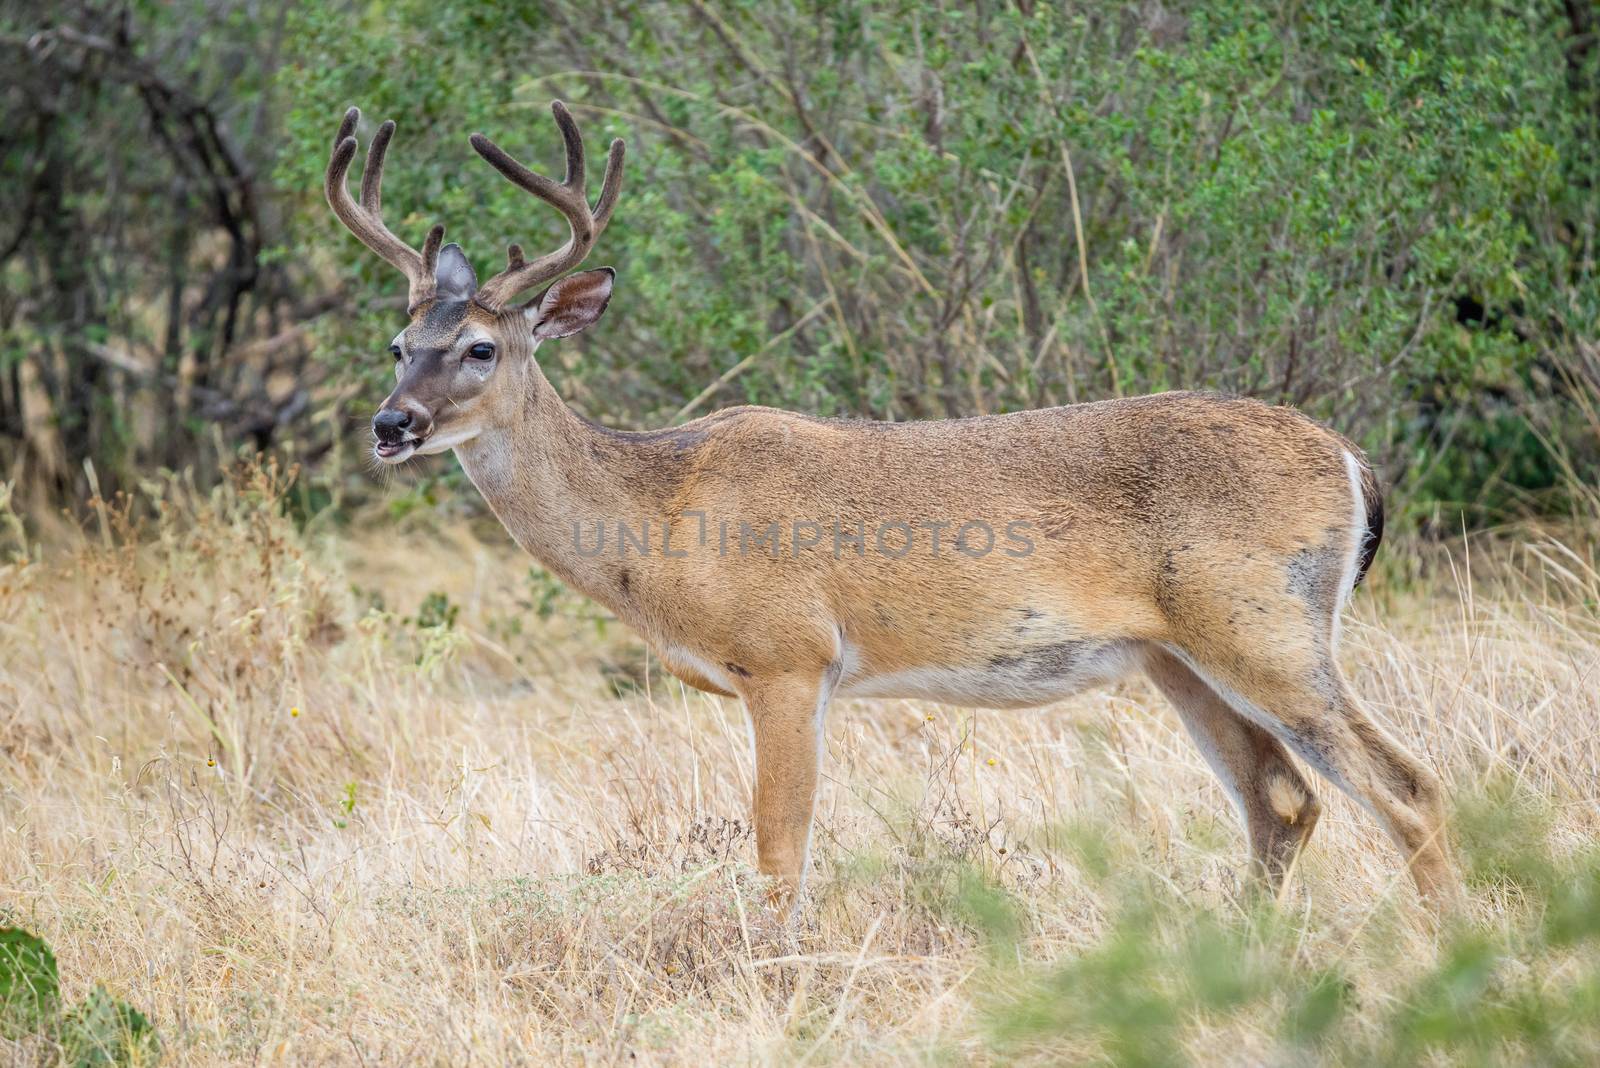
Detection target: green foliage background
<box><xmin>276</xmin><ymin>0</ymin><xmax>1598</xmax><ymax>521</ymax></box>
<box><xmin>950</xmin><ymin>778</ymin><xmax>1600</xmax><ymax>1065</ymax></box>
<box><xmin>3</xmin><ymin>1</ymin><xmax>1597</xmax><ymax>523</ymax></box>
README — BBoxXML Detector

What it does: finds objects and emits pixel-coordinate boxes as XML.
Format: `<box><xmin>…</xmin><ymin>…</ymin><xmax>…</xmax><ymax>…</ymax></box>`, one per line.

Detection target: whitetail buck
<box><xmin>327</xmin><ymin>102</ymin><xmax>1460</xmax><ymax>911</ymax></box>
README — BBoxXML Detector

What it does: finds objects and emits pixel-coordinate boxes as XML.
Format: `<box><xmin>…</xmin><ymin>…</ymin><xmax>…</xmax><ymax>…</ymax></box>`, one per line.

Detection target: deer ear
<box><xmin>527</xmin><ymin>268</ymin><xmax>614</xmax><ymax>340</ymax></box>
<box><xmin>434</xmin><ymin>243</ymin><xmax>478</xmax><ymax>302</ymax></box>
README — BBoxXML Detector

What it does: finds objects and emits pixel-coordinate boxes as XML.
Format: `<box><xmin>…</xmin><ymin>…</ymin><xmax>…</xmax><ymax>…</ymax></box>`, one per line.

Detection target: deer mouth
<box><xmin>374</xmin><ymin>435</ymin><xmax>422</xmax><ymax>463</ymax></box>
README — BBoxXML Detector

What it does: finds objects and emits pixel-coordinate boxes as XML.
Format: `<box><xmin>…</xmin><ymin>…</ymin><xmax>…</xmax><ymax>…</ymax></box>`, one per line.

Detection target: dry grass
<box><xmin>2</xmin><ymin>465</ymin><xmax>1599</xmax><ymax>1065</ymax></box>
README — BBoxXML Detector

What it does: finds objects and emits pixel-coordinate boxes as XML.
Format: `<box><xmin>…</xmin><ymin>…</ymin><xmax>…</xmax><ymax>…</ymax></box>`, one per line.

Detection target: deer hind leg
<box><xmin>1142</xmin><ymin>646</ymin><xmax>1320</xmax><ymax>891</ymax></box>
<box><xmin>1164</xmin><ymin>636</ymin><xmax>1460</xmax><ymax>908</ymax></box>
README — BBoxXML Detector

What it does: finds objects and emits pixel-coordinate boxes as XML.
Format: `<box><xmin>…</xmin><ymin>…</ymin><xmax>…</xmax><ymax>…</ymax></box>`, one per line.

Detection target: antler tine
<box><xmin>419</xmin><ymin>223</ymin><xmax>445</xmax><ymax>285</ymax></box>
<box><xmin>552</xmin><ymin>101</ymin><xmax>585</xmax><ymax>192</ymax></box>
<box><xmin>334</xmin><ymin>106</ymin><xmax>359</xmax><ymax>152</ymax></box>
<box><xmin>592</xmin><ymin>138</ymin><xmax>626</xmax><ymax>230</ymax></box>
<box><xmin>360</xmin><ymin>119</ymin><xmax>396</xmax><ymax>213</ymax></box>
<box><xmin>469</xmin><ymin>100</ymin><xmax>626</xmax><ymax>312</ymax></box>
<box><xmin>324</xmin><ymin>107</ymin><xmax>441</xmax><ymax>313</ymax></box>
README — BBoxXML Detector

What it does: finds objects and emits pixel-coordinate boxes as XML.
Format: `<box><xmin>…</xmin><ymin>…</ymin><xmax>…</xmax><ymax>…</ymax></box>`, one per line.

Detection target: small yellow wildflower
<box><xmin>207</xmin><ymin>757</ymin><xmax>216</xmax><ymax>768</ymax></box>
<box><xmin>290</xmin><ymin>706</ymin><xmax>301</xmax><ymax>718</ymax></box>
<box><xmin>986</xmin><ymin>757</ymin><xmax>997</xmax><ymax>767</ymax></box>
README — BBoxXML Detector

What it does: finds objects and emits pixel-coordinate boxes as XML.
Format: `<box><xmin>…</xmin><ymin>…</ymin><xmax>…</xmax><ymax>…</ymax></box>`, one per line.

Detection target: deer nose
<box><xmin>372</xmin><ymin>408</ymin><xmax>413</xmax><ymax>441</ymax></box>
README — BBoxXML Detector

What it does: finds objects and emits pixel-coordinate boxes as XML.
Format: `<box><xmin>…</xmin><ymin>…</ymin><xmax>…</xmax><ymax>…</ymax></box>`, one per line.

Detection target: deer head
<box><xmin>326</xmin><ymin>102</ymin><xmax>624</xmax><ymax>463</ymax></box>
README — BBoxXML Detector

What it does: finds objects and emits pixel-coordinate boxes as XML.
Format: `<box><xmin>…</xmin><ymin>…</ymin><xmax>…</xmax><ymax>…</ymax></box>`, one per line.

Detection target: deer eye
<box><xmin>465</xmin><ymin>341</ymin><xmax>496</xmax><ymax>360</ymax></box>
<box><xmin>388</xmin><ymin>344</ymin><xmax>402</xmax><ymax>360</ymax></box>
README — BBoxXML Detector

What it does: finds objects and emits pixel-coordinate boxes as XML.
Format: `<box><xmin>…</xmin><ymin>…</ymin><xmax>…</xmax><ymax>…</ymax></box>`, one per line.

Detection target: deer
<box><xmin>326</xmin><ymin>101</ymin><xmax>1461</xmax><ymax>914</ymax></box>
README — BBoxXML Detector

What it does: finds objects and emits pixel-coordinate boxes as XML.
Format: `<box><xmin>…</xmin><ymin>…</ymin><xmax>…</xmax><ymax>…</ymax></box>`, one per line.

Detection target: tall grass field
<box><xmin>2</xmin><ymin>465</ymin><xmax>1598</xmax><ymax>1065</ymax></box>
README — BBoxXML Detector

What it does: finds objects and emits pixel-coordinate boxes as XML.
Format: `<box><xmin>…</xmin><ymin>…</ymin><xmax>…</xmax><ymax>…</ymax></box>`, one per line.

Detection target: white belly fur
<box><xmin>837</xmin><ymin>639</ymin><xmax>1139</xmax><ymax>709</ymax></box>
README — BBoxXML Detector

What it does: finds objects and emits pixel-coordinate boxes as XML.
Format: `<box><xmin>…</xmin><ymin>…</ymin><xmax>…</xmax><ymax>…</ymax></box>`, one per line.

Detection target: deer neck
<box><xmin>453</xmin><ymin>369</ymin><xmax>658</xmax><ymax>601</ymax></box>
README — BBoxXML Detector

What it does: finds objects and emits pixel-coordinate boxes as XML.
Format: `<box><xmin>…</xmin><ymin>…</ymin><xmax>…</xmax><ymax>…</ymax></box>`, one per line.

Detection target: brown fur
<box><xmin>331</xmin><ymin>102</ymin><xmax>1461</xmax><ymax>914</ymax></box>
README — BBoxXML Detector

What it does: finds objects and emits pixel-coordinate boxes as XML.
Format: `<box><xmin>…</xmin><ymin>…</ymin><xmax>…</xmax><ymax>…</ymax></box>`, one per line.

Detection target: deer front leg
<box><xmin>744</xmin><ymin>672</ymin><xmax>830</xmax><ymax>914</ymax></box>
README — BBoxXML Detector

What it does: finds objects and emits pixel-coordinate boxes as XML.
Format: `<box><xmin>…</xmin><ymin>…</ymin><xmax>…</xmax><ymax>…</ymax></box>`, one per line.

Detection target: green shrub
<box><xmin>278</xmin><ymin>0</ymin><xmax>1598</xmax><ymax>521</ymax></box>
<box><xmin>0</xmin><ymin>928</ymin><xmax>159</xmax><ymax>1066</ymax></box>
<box><xmin>966</xmin><ymin>778</ymin><xmax>1600</xmax><ymax>1065</ymax></box>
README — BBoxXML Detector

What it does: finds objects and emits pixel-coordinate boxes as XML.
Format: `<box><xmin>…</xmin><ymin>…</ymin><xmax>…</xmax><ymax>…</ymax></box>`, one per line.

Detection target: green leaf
<box><xmin>0</xmin><ymin>926</ymin><xmax>60</xmax><ymax>1038</ymax></box>
<box><xmin>60</xmin><ymin>985</ymin><xmax>161</xmax><ymax>1067</ymax></box>
<box><xmin>1284</xmin><ymin>969</ymin><xmax>1353</xmax><ymax>1046</ymax></box>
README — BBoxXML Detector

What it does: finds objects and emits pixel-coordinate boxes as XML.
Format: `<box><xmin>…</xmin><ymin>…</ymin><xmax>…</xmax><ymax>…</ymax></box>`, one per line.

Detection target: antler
<box><xmin>469</xmin><ymin>101</ymin><xmax>625</xmax><ymax>312</ymax></box>
<box><xmin>326</xmin><ymin>107</ymin><xmax>444</xmax><ymax>313</ymax></box>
